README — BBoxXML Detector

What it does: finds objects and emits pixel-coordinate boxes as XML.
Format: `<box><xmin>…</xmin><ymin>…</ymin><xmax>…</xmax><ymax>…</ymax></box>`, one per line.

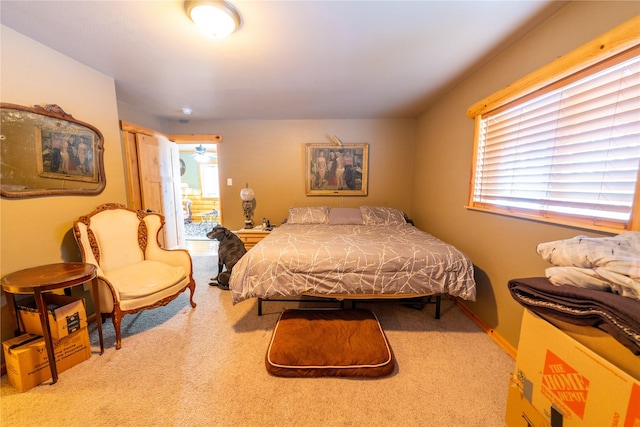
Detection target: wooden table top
<box><xmin>1</xmin><ymin>262</ymin><xmax>97</xmax><ymax>294</ymax></box>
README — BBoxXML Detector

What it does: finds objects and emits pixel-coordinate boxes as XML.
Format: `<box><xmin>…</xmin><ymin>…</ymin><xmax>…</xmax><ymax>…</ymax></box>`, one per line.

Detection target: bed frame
<box><xmin>256</xmin><ymin>294</ymin><xmax>442</xmax><ymax>318</ymax></box>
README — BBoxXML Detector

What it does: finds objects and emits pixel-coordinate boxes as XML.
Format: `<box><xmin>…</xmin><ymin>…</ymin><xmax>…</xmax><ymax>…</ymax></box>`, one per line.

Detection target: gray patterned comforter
<box><xmin>229</xmin><ymin>224</ymin><xmax>476</xmax><ymax>303</ymax></box>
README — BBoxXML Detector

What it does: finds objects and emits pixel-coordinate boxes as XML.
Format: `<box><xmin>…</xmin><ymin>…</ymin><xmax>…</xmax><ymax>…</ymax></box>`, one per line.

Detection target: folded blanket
<box><xmin>536</xmin><ymin>232</ymin><xmax>640</xmax><ymax>300</ymax></box>
<box><xmin>508</xmin><ymin>277</ymin><xmax>640</xmax><ymax>355</ymax></box>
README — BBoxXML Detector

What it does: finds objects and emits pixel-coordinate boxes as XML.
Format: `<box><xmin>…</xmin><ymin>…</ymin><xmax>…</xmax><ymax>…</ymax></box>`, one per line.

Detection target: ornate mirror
<box><xmin>1</xmin><ymin>103</ymin><xmax>106</xmax><ymax>198</ymax></box>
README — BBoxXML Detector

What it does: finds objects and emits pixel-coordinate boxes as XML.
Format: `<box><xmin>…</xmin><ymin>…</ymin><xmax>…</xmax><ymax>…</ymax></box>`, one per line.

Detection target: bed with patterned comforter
<box><xmin>229</xmin><ymin>206</ymin><xmax>476</xmax><ymax>306</ymax></box>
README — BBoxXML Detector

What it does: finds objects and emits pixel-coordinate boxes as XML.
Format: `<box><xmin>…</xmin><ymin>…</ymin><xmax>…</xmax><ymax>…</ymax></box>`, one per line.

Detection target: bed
<box><xmin>229</xmin><ymin>206</ymin><xmax>476</xmax><ymax>316</ymax></box>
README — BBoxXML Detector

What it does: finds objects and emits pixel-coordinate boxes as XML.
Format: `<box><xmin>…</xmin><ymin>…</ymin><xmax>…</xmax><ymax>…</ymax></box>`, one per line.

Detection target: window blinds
<box><xmin>473</xmin><ymin>53</ymin><xmax>640</xmax><ymax>226</ymax></box>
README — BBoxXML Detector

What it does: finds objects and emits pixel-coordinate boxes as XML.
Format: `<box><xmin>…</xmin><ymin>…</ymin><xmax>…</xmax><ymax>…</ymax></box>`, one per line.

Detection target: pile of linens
<box><xmin>509</xmin><ymin>231</ymin><xmax>640</xmax><ymax>355</ymax></box>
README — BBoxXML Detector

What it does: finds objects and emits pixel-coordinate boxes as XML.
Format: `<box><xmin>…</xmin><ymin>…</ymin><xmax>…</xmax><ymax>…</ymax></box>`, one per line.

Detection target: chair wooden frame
<box><xmin>73</xmin><ymin>203</ymin><xmax>196</xmax><ymax>349</ymax></box>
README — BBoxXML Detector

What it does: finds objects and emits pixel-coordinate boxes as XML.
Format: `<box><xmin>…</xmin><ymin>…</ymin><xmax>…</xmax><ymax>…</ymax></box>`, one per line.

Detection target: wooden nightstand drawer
<box><xmin>235</xmin><ymin>229</ymin><xmax>270</xmax><ymax>250</ymax></box>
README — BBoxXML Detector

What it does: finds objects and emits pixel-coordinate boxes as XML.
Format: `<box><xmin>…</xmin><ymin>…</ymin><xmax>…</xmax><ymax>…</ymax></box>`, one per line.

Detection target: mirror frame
<box><xmin>1</xmin><ymin>103</ymin><xmax>106</xmax><ymax>198</ymax></box>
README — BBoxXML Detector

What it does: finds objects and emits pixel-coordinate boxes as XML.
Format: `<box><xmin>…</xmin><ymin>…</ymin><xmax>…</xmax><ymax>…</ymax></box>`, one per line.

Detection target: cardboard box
<box><xmin>510</xmin><ymin>309</ymin><xmax>640</xmax><ymax>427</ymax></box>
<box><xmin>17</xmin><ymin>294</ymin><xmax>87</xmax><ymax>341</ymax></box>
<box><xmin>540</xmin><ymin>313</ymin><xmax>640</xmax><ymax>381</ymax></box>
<box><xmin>506</xmin><ymin>375</ymin><xmax>550</xmax><ymax>427</ymax></box>
<box><xmin>2</xmin><ymin>328</ymin><xmax>91</xmax><ymax>392</ymax></box>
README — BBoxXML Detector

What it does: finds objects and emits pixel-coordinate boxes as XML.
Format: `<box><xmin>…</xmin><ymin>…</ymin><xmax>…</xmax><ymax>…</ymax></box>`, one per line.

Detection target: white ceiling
<box><xmin>0</xmin><ymin>1</ymin><xmax>566</xmax><ymax>121</ymax></box>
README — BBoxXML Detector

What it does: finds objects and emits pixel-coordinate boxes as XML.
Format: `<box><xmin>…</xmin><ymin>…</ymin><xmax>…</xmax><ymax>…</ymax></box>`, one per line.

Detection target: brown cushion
<box><xmin>266</xmin><ymin>309</ymin><xmax>395</xmax><ymax>377</ymax></box>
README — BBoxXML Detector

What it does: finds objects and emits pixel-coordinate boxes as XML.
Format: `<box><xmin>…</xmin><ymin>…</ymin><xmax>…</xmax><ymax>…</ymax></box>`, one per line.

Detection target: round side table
<box><xmin>2</xmin><ymin>262</ymin><xmax>104</xmax><ymax>384</ymax></box>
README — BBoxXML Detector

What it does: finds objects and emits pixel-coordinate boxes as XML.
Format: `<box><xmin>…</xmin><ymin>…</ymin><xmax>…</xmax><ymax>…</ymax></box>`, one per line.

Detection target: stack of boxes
<box><xmin>2</xmin><ymin>294</ymin><xmax>92</xmax><ymax>392</ymax></box>
<box><xmin>506</xmin><ymin>309</ymin><xmax>640</xmax><ymax>427</ymax></box>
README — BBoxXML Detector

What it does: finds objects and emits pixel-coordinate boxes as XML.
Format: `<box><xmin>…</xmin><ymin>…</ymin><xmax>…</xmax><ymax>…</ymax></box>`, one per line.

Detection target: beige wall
<box><xmin>0</xmin><ymin>27</ymin><xmax>128</xmax><ymax>355</ymax></box>
<box><xmin>117</xmin><ymin>101</ymin><xmax>169</xmax><ymax>134</ymax></box>
<box><xmin>166</xmin><ymin>119</ymin><xmax>416</xmax><ymax>229</ymax></box>
<box><xmin>412</xmin><ymin>2</ymin><xmax>640</xmax><ymax>350</ymax></box>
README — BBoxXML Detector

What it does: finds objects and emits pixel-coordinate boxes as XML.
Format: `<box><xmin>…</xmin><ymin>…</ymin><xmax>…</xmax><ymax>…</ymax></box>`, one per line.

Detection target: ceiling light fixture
<box><xmin>185</xmin><ymin>0</ymin><xmax>242</xmax><ymax>39</ymax></box>
<box><xmin>192</xmin><ymin>144</ymin><xmax>216</xmax><ymax>162</ymax></box>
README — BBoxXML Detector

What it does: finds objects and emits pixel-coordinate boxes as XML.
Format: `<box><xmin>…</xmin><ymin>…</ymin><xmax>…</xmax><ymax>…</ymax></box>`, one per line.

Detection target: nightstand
<box><xmin>235</xmin><ymin>226</ymin><xmax>271</xmax><ymax>250</ymax></box>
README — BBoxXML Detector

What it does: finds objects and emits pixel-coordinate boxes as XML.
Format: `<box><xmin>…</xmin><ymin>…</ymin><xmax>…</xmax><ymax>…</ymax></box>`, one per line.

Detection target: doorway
<box><xmin>178</xmin><ymin>143</ymin><xmax>221</xmax><ymax>248</ymax></box>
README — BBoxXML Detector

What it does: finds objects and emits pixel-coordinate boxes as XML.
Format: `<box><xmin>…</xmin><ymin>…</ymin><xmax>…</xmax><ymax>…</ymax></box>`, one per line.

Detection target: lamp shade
<box><xmin>240</xmin><ymin>186</ymin><xmax>254</xmax><ymax>201</ymax></box>
<box><xmin>185</xmin><ymin>0</ymin><xmax>241</xmax><ymax>38</ymax></box>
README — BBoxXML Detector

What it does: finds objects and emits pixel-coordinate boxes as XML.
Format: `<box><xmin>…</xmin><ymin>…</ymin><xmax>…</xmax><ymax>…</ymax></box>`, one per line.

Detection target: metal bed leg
<box><xmin>258</xmin><ymin>298</ymin><xmax>263</xmax><ymax>316</ymax></box>
<box><xmin>434</xmin><ymin>295</ymin><xmax>441</xmax><ymax>319</ymax></box>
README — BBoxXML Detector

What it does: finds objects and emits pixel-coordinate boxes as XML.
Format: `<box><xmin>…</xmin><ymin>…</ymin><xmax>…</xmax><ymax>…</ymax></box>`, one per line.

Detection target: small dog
<box><xmin>206</xmin><ymin>225</ymin><xmax>247</xmax><ymax>290</ymax></box>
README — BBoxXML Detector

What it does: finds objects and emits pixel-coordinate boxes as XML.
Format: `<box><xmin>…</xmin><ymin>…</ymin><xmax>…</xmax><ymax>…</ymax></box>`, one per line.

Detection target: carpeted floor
<box><xmin>1</xmin><ymin>255</ymin><xmax>514</xmax><ymax>426</ymax></box>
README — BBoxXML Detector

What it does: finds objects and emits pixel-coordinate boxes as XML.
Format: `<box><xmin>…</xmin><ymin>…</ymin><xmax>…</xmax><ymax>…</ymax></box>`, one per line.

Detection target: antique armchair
<box><xmin>73</xmin><ymin>203</ymin><xmax>196</xmax><ymax>349</ymax></box>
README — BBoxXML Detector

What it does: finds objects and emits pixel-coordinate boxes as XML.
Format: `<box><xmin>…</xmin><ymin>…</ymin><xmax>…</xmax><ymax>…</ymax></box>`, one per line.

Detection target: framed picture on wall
<box><xmin>35</xmin><ymin>128</ymin><xmax>99</xmax><ymax>183</ymax></box>
<box><xmin>305</xmin><ymin>143</ymin><xmax>369</xmax><ymax>196</ymax></box>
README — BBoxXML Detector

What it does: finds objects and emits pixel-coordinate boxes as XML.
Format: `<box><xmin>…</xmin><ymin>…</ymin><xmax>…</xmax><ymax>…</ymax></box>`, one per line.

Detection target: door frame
<box><xmin>120</xmin><ymin>121</ymin><xmax>222</xmax><ymax>247</ymax></box>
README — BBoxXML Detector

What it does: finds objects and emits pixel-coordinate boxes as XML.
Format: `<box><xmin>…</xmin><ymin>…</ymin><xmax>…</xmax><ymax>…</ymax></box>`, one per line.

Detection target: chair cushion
<box><xmin>89</xmin><ymin>209</ymin><xmax>146</xmax><ymax>272</ymax></box>
<box><xmin>104</xmin><ymin>260</ymin><xmax>187</xmax><ymax>300</ymax></box>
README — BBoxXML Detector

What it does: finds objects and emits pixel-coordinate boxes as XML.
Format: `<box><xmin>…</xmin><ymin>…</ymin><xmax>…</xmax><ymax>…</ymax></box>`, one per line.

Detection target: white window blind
<box><xmin>472</xmin><ymin>53</ymin><xmax>640</xmax><ymax>229</ymax></box>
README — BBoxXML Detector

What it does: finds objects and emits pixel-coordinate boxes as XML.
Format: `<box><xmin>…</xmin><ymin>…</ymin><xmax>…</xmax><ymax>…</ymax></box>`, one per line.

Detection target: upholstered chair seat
<box><xmin>73</xmin><ymin>203</ymin><xmax>196</xmax><ymax>349</ymax></box>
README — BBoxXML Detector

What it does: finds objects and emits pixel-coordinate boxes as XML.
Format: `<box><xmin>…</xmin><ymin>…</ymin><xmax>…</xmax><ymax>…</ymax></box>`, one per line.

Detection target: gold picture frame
<box><xmin>305</xmin><ymin>143</ymin><xmax>369</xmax><ymax>196</ymax></box>
<box><xmin>1</xmin><ymin>103</ymin><xmax>105</xmax><ymax>198</ymax></box>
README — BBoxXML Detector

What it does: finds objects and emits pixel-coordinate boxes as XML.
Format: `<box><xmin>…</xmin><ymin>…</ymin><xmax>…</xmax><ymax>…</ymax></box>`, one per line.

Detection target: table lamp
<box><xmin>240</xmin><ymin>183</ymin><xmax>255</xmax><ymax>229</ymax></box>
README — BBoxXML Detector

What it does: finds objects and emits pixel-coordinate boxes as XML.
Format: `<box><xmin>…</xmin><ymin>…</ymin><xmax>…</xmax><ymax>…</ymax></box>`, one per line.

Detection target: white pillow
<box><xmin>360</xmin><ymin>206</ymin><xmax>406</xmax><ymax>226</ymax></box>
<box><xmin>287</xmin><ymin>206</ymin><xmax>330</xmax><ymax>224</ymax></box>
<box><xmin>328</xmin><ymin>208</ymin><xmax>363</xmax><ymax>225</ymax></box>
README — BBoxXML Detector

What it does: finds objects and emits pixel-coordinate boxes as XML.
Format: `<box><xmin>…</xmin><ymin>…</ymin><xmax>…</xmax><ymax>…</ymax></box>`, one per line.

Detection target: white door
<box><xmin>168</xmin><ymin>142</ymin><xmax>186</xmax><ymax>247</ymax></box>
<box><xmin>137</xmin><ymin>134</ymin><xmax>182</xmax><ymax>248</ymax></box>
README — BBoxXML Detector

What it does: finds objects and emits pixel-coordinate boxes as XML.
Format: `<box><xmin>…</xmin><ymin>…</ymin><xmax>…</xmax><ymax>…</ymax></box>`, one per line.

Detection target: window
<box><xmin>200</xmin><ymin>164</ymin><xmax>220</xmax><ymax>198</ymax></box>
<box><xmin>467</xmin><ymin>19</ymin><xmax>640</xmax><ymax>233</ymax></box>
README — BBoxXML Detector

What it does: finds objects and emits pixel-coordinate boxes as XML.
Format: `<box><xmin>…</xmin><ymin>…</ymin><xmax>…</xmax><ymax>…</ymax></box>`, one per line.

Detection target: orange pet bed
<box><xmin>266</xmin><ymin>308</ymin><xmax>395</xmax><ymax>378</ymax></box>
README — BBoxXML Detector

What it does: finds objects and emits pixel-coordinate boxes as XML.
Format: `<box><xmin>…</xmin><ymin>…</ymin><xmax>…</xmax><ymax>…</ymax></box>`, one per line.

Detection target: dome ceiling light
<box><xmin>184</xmin><ymin>0</ymin><xmax>242</xmax><ymax>39</ymax></box>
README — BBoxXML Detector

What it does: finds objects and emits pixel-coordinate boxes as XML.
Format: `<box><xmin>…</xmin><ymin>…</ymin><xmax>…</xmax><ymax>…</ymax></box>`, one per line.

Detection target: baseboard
<box><xmin>453</xmin><ymin>299</ymin><xmax>517</xmax><ymax>359</ymax></box>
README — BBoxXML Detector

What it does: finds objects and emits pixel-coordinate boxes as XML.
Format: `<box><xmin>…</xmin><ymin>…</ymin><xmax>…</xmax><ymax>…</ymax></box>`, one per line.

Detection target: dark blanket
<box><xmin>508</xmin><ymin>277</ymin><xmax>640</xmax><ymax>355</ymax></box>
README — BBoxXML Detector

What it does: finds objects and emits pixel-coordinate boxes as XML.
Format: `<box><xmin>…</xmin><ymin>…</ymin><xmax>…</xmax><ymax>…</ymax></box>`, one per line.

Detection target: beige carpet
<box><xmin>1</xmin><ymin>255</ymin><xmax>514</xmax><ymax>426</ymax></box>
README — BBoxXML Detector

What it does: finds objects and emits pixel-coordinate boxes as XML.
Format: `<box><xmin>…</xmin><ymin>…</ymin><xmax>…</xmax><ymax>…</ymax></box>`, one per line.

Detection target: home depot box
<box><xmin>509</xmin><ymin>309</ymin><xmax>640</xmax><ymax>427</ymax></box>
<box><xmin>17</xmin><ymin>294</ymin><xmax>87</xmax><ymax>341</ymax></box>
<box><xmin>541</xmin><ymin>313</ymin><xmax>640</xmax><ymax>381</ymax></box>
<box><xmin>2</xmin><ymin>328</ymin><xmax>91</xmax><ymax>392</ymax></box>
<box><xmin>506</xmin><ymin>375</ymin><xmax>550</xmax><ymax>427</ymax></box>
